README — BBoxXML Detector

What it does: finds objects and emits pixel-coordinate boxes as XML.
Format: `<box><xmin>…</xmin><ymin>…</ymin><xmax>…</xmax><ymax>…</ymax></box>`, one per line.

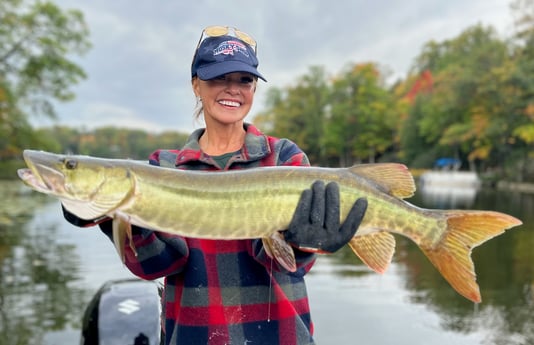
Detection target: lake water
<box><xmin>0</xmin><ymin>180</ymin><xmax>532</xmax><ymax>345</ymax></box>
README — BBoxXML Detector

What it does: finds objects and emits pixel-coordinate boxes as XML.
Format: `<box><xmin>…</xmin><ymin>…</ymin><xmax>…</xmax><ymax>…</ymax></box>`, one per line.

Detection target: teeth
<box><xmin>218</xmin><ymin>100</ymin><xmax>240</xmax><ymax>107</ymax></box>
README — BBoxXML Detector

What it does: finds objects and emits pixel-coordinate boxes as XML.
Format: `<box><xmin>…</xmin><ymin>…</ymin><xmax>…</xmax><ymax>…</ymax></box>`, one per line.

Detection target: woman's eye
<box><xmin>240</xmin><ymin>77</ymin><xmax>254</xmax><ymax>84</ymax></box>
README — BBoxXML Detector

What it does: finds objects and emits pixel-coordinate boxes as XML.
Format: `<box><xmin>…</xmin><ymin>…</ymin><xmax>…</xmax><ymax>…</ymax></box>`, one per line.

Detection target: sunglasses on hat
<box><xmin>194</xmin><ymin>26</ymin><xmax>257</xmax><ymax>55</ymax></box>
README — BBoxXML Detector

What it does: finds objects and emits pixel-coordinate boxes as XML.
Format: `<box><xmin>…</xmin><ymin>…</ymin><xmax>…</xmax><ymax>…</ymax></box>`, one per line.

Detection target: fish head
<box><xmin>18</xmin><ymin>150</ymin><xmax>135</xmax><ymax>220</ymax></box>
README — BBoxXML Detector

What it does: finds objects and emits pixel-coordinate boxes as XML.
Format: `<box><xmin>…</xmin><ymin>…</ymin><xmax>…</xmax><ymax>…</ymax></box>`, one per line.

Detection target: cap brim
<box><xmin>197</xmin><ymin>61</ymin><xmax>267</xmax><ymax>82</ymax></box>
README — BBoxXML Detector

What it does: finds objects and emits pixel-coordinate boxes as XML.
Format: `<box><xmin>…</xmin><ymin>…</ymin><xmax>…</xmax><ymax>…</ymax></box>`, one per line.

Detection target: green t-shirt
<box><xmin>211</xmin><ymin>151</ymin><xmax>238</xmax><ymax>169</ymax></box>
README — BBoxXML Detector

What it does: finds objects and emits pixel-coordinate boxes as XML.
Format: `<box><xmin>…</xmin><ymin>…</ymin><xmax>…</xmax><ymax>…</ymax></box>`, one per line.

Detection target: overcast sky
<box><xmin>40</xmin><ymin>0</ymin><xmax>515</xmax><ymax>133</ymax></box>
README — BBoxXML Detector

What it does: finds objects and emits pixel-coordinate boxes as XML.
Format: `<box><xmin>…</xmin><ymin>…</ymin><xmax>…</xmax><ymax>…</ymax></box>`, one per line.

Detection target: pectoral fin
<box><xmin>262</xmin><ymin>232</ymin><xmax>297</xmax><ymax>272</ymax></box>
<box><xmin>112</xmin><ymin>216</ymin><xmax>137</xmax><ymax>263</ymax></box>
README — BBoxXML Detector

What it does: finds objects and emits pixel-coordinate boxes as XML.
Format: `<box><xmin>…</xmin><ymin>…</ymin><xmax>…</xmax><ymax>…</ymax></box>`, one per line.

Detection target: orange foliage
<box><xmin>404</xmin><ymin>70</ymin><xmax>433</xmax><ymax>103</ymax></box>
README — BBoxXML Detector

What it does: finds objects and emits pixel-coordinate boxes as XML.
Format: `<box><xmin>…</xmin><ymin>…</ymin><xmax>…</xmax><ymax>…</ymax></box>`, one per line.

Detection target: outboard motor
<box><xmin>80</xmin><ymin>279</ymin><xmax>163</xmax><ymax>345</ymax></box>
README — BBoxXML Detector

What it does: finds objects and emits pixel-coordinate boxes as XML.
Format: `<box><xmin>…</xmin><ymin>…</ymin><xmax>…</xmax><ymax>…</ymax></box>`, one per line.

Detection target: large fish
<box><xmin>17</xmin><ymin>150</ymin><xmax>521</xmax><ymax>303</ymax></box>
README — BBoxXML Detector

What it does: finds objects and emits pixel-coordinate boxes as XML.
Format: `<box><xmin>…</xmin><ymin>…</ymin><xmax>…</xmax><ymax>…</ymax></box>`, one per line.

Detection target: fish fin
<box><xmin>420</xmin><ymin>211</ymin><xmax>522</xmax><ymax>303</ymax></box>
<box><xmin>112</xmin><ymin>217</ymin><xmax>127</xmax><ymax>263</ymax></box>
<box><xmin>125</xmin><ymin>222</ymin><xmax>137</xmax><ymax>257</ymax></box>
<box><xmin>262</xmin><ymin>233</ymin><xmax>297</xmax><ymax>272</ymax></box>
<box><xmin>348</xmin><ymin>232</ymin><xmax>396</xmax><ymax>274</ymax></box>
<box><xmin>112</xmin><ymin>214</ymin><xmax>138</xmax><ymax>263</ymax></box>
<box><xmin>347</xmin><ymin>163</ymin><xmax>415</xmax><ymax>199</ymax></box>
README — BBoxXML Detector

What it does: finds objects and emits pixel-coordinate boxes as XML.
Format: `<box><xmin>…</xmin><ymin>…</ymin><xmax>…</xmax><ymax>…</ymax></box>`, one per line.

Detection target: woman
<box><xmin>65</xmin><ymin>26</ymin><xmax>367</xmax><ymax>345</ymax></box>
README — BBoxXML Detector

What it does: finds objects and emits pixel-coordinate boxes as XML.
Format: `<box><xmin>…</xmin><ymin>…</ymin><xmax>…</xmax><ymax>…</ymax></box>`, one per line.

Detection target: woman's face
<box><xmin>192</xmin><ymin>72</ymin><xmax>256</xmax><ymax>126</ymax></box>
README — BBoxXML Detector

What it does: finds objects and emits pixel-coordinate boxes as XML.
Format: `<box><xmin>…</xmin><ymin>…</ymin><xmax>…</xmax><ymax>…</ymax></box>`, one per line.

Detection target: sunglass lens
<box><xmin>200</xmin><ymin>26</ymin><xmax>256</xmax><ymax>52</ymax></box>
<box><xmin>204</xmin><ymin>26</ymin><xmax>229</xmax><ymax>37</ymax></box>
<box><xmin>235</xmin><ymin>31</ymin><xmax>256</xmax><ymax>48</ymax></box>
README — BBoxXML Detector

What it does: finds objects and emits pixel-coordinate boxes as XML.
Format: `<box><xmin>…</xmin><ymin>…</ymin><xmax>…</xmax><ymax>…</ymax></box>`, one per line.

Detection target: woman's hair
<box><xmin>193</xmin><ymin>95</ymin><xmax>203</xmax><ymax>120</ymax></box>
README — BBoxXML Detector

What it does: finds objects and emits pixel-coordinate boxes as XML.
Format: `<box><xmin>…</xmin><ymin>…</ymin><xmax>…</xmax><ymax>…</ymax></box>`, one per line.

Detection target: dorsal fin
<box><xmin>347</xmin><ymin>163</ymin><xmax>416</xmax><ymax>199</ymax></box>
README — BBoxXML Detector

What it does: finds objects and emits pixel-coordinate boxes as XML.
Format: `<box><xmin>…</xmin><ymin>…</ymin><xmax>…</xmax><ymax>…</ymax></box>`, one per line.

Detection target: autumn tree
<box><xmin>326</xmin><ymin>63</ymin><xmax>398</xmax><ymax>166</ymax></box>
<box><xmin>255</xmin><ymin>66</ymin><xmax>330</xmax><ymax>165</ymax></box>
<box><xmin>407</xmin><ymin>25</ymin><xmax>513</xmax><ymax>171</ymax></box>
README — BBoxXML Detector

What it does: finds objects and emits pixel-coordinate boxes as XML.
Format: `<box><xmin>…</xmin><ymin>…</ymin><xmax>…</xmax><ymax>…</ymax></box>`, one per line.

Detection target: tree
<box><xmin>257</xmin><ymin>64</ymin><xmax>397</xmax><ymax>166</ymax></box>
<box><xmin>255</xmin><ymin>66</ymin><xmax>330</xmax><ymax>164</ymax></box>
<box><xmin>408</xmin><ymin>24</ymin><xmax>513</xmax><ymax>171</ymax></box>
<box><xmin>506</xmin><ymin>0</ymin><xmax>534</xmax><ymax>180</ymax></box>
<box><xmin>0</xmin><ymin>0</ymin><xmax>90</xmax><ymax>158</ymax></box>
<box><xmin>326</xmin><ymin>63</ymin><xmax>397</xmax><ymax>165</ymax></box>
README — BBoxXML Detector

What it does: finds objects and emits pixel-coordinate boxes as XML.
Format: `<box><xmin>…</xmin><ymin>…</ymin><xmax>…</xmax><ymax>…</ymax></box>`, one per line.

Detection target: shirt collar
<box><xmin>174</xmin><ymin>123</ymin><xmax>271</xmax><ymax>166</ymax></box>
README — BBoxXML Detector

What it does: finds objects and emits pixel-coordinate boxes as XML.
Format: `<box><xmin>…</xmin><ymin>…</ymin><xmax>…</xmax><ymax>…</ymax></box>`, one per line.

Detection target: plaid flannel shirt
<box><xmin>114</xmin><ymin>123</ymin><xmax>317</xmax><ymax>345</ymax></box>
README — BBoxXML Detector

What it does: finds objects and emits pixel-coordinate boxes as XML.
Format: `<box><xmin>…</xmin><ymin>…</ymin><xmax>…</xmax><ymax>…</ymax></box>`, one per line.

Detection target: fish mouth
<box><xmin>17</xmin><ymin>168</ymin><xmax>49</xmax><ymax>192</ymax></box>
<box><xmin>17</xmin><ymin>150</ymin><xmax>66</xmax><ymax>195</ymax></box>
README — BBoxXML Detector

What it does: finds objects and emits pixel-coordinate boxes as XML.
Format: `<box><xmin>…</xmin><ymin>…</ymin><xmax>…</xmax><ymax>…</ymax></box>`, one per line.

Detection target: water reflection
<box><xmin>418</xmin><ymin>171</ymin><xmax>481</xmax><ymax>209</ymax></box>
<box><xmin>0</xmin><ymin>182</ymin><xmax>89</xmax><ymax>345</ymax></box>
<box><xmin>419</xmin><ymin>185</ymin><xmax>479</xmax><ymax>208</ymax></box>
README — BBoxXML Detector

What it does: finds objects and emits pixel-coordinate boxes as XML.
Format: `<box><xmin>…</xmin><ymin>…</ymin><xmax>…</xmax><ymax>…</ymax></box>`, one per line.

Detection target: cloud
<box><xmin>60</xmin><ymin>103</ymin><xmax>157</xmax><ymax>131</ymax></box>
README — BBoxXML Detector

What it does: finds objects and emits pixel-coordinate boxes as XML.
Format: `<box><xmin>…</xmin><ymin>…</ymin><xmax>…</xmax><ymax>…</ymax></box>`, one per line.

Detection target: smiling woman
<box><xmin>60</xmin><ymin>25</ymin><xmax>368</xmax><ymax>345</ymax></box>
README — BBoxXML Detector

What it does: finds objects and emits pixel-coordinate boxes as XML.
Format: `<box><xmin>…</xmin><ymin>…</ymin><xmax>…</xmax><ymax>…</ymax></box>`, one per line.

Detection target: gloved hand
<box><xmin>284</xmin><ymin>181</ymin><xmax>368</xmax><ymax>253</ymax></box>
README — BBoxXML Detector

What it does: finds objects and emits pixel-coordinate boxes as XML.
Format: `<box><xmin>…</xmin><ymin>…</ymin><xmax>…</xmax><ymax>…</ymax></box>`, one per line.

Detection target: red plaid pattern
<box><xmin>119</xmin><ymin>124</ymin><xmax>317</xmax><ymax>344</ymax></box>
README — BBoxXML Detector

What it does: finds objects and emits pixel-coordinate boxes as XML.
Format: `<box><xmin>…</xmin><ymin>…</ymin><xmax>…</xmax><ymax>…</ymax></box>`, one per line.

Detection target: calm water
<box><xmin>0</xmin><ymin>180</ymin><xmax>532</xmax><ymax>345</ymax></box>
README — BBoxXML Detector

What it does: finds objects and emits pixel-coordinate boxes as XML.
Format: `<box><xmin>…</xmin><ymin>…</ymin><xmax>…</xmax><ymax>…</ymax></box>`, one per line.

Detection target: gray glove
<box><xmin>284</xmin><ymin>181</ymin><xmax>367</xmax><ymax>253</ymax></box>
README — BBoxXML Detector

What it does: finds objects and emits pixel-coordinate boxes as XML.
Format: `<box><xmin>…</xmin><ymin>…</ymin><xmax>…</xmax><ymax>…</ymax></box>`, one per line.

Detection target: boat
<box><xmin>80</xmin><ymin>279</ymin><xmax>163</xmax><ymax>345</ymax></box>
<box><xmin>418</xmin><ymin>158</ymin><xmax>481</xmax><ymax>208</ymax></box>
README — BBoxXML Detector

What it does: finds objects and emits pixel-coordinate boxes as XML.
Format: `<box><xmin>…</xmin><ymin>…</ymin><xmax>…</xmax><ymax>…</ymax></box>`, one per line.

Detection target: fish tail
<box><xmin>420</xmin><ymin>211</ymin><xmax>522</xmax><ymax>303</ymax></box>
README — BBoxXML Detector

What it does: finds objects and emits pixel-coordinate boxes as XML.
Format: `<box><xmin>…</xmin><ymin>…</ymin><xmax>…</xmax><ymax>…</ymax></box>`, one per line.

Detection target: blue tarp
<box><xmin>434</xmin><ymin>158</ymin><xmax>461</xmax><ymax>169</ymax></box>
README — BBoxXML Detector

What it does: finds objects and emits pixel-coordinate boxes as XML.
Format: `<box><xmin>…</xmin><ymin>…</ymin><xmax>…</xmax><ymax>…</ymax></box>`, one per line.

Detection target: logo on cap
<box><xmin>213</xmin><ymin>40</ymin><xmax>250</xmax><ymax>58</ymax></box>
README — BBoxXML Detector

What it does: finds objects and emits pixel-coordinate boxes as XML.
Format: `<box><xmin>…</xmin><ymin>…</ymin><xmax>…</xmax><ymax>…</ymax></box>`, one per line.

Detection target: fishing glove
<box><xmin>62</xmin><ymin>204</ymin><xmax>110</xmax><ymax>227</ymax></box>
<box><xmin>284</xmin><ymin>181</ymin><xmax>368</xmax><ymax>253</ymax></box>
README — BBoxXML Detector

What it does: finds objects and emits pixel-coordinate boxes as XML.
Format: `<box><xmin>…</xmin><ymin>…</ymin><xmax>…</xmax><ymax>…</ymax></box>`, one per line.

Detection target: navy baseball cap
<box><xmin>191</xmin><ymin>35</ymin><xmax>266</xmax><ymax>81</ymax></box>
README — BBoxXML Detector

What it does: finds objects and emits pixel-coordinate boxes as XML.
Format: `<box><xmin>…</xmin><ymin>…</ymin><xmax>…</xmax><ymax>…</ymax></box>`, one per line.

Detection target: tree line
<box><xmin>255</xmin><ymin>0</ymin><xmax>534</xmax><ymax>182</ymax></box>
<box><xmin>1</xmin><ymin>0</ymin><xmax>533</xmax><ymax>182</ymax></box>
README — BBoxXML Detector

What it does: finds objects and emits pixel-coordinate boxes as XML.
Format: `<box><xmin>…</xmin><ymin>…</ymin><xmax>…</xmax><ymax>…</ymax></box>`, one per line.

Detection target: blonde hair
<box><xmin>193</xmin><ymin>96</ymin><xmax>203</xmax><ymax>119</ymax></box>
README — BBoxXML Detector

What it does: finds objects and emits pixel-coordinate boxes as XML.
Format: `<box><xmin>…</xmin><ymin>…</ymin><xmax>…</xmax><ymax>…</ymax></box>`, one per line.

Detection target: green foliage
<box><xmin>327</xmin><ymin>63</ymin><xmax>398</xmax><ymax>165</ymax></box>
<box><xmin>409</xmin><ymin>25</ymin><xmax>511</xmax><ymax>162</ymax></box>
<box><xmin>255</xmin><ymin>66</ymin><xmax>330</xmax><ymax>164</ymax></box>
<box><xmin>395</xmin><ymin>18</ymin><xmax>534</xmax><ymax>179</ymax></box>
<box><xmin>257</xmin><ymin>63</ymin><xmax>399</xmax><ymax>166</ymax></box>
<box><xmin>1</xmin><ymin>125</ymin><xmax>190</xmax><ymax>179</ymax></box>
<box><xmin>0</xmin><ymin>0</ymin><xmax>90</xmax><ymax>160</ymax></box>
<box><xmin>0</xmin><ymin>0</ymin><xmax>90</xmax><ymax>114</ymax></box>
<box><xmin>33</xmin><ymin>126</ymin><xmax>189</xmax><ymax>159</ymax></box>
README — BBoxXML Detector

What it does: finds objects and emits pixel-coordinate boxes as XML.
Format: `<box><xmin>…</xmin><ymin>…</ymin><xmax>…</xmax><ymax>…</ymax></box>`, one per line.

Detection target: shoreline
<box><xmin>496</xmin><ymin>181</ymin><xmax>534</xmax><ymax>194</ymax></box>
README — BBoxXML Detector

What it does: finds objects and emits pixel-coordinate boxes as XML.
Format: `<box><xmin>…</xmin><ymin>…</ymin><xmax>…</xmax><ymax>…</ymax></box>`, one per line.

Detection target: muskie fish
<box><xmin>18</xmin><ymin>150</ymin><xmax>522</xmax><ymax>303</ymax></box>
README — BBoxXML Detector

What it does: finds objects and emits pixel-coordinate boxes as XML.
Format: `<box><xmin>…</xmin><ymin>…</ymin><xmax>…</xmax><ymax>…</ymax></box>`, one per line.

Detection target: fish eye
<box><xmin>65</xmin><ymin>159</ymin><xmax>78</xmax><ymax>170</ymax></box>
